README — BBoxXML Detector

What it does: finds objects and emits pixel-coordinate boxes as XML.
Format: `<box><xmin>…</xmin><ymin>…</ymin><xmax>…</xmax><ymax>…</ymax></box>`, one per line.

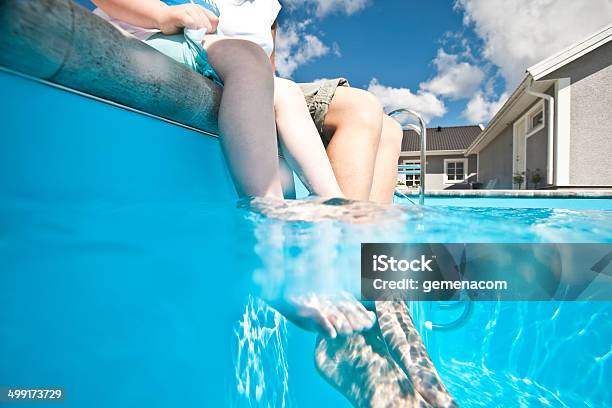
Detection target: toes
<box><xmin>336</xmin><ymin>292</ymin><xmax>377</xmax><ymax>332</ymax></box>
<box><xmin>299</xmin><ymin>302</ymin><xmax>338</xmax><ymax>339</ymax></box>
<box><xmin>326</xmin><ymin>305</ymin><xmax>354</xmax><ymax>336</ymax></box>
<box><xmin>313</xmin><ymin>310</ymin><xmax>338</xmax><ymax>339</ymax></box>
<box><xmin>336</xmin><ymin>300</ymin><xmax>376</xmax><ymax>332</ymax></box>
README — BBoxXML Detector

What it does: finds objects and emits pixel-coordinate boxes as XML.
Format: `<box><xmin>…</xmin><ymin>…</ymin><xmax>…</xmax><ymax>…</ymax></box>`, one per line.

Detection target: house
<box><xmin>466</xmin><ymin>23</ymin><xmax>612</xmax><ymax>190</ymax></box>
<box><xmin>398</xmin><ymin>125</ymin><xmax>482</xmax><ymax>190</ymax></box>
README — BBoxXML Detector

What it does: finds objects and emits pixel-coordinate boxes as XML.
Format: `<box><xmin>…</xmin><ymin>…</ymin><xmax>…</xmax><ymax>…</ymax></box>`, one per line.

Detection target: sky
<box><xmin>76</xmin><ymin>0</ymin><xmax>612</xmax><ymax>127</ymax></box>
<box><xmin>275</xmin><ymin>0</ymin><xmax>612</xmax><ymax>127</ymax></box>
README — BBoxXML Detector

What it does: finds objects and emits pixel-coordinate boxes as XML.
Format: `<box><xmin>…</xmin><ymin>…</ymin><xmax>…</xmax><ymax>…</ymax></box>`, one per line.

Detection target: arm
<box><xmin>92</xmin><ymin>0</ymin><xmax>219</xmax><ymax>35</ymax></box>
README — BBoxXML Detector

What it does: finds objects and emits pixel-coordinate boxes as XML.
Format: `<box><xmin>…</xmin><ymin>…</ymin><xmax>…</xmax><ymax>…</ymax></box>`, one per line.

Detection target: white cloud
<box><xmin>420</xmin><ymin>49</ymin><xmax>485</xmax><ymax>100</ymax></box>
<box><xmin>367</xmin><ymin>79</ymin><xmax>447</xmax><ymax>123</ymax></box>
<box><xmin>462</xmin><ymin>91</ymin><xmax>508</xmax><ymax>123</ymax></box>
<box><xmin>275</xmin><ymin>20</ymin><xmax>331</xmax><ymax>78</ymax></box>
<box><xmin>273</xmin><ymin>0</ymin><xmax>367</xmax><ymax>78</ymax></box>
<box><xmin>455</xmin><ymin>0</ymin><xmax>612</xmax><ymax>88</ymax></box>
<box><xmin>283</xmin><ymin>0</ymin><xmax>370</xmax><ymax>16</ymax></box>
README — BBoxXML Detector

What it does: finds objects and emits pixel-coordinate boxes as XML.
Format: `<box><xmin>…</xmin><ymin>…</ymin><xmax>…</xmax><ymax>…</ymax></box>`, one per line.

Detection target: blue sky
<box><xmin>281</xmin><ymin>1</ymin><xmax>464</xmax><ymax>87</ymax></box>
<box><xmin>77</xmin><ymin>0</ymin><xmax>612</xmax><ymax>127</ymax></box>
<box><xmin>276</xmin><ymin>0</ymin><xmax>612</xmax><ymax>127</ymax></box>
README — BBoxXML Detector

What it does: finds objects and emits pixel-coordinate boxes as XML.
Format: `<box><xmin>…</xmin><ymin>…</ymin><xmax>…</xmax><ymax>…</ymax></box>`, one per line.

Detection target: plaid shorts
<box><xmin>299</xmin><ymin>78</ymin><xmax>349</xmax><ymax>146</ymax></box>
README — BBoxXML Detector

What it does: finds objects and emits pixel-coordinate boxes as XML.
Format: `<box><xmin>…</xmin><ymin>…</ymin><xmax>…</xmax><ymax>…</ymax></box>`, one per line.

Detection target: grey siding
<box><xmin>526</xmin><ymin>128</ymin><xmax>547</xmax><ymax>188</ymax></box>
<box><xmin>399</xmin><ymin>154</ymin><xmax>476</xmax><ymax>190</ymax></box>
<box><xmin>478</xmin><ymin>89</ymin><xmax>552</xmax><ymax>190</ymax></box>
<box><xmin>467</xmin><ymin>154</ymin><xmax>478</xmax><ymax>181</ymax></box>
<box><xmin>478</xmin><ymin>125</ymin><xmax>513</xmax><ymax>189</ymax></box>
<box><xmin>525</xmin><ymin>94</ymin><xmax>551</xmax><ymax>188</ymax></box>
<box><xmin>544</xmin><ymin>42</ymin><xmax>612</xmax><ymax>186</ymax></box>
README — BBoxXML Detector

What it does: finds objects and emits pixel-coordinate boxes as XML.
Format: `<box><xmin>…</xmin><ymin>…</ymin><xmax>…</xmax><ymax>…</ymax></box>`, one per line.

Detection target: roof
<box><xmin>402</xmin><ymin>125</ymin><xmax>482</xmax><ymax>152</ymax></box>
<box><xmin>467</xmin><ymin>24</ymin><xmax>612</xmax><ymax>155</ymax></box>
<box><xmin>528</xmin><ymin>23</ymin><xmax>612</xmax><ymax>80</ymax></box>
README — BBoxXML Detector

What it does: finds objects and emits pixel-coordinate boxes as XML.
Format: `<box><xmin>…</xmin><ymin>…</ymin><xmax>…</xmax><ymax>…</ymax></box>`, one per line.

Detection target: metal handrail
<box><xmin>424</xmin><ymin>300</ymin><xmax>473</xmax><ymax>331</ymax></box>
<box><xmin>388</xmin><ymin>109</ymin><xmax>427</xmax><ymax>205</ymax></box>
<box><xmin>398</xmin><ymin>164</ymin><xmax>420</xmax><ymax>175</ymax></box>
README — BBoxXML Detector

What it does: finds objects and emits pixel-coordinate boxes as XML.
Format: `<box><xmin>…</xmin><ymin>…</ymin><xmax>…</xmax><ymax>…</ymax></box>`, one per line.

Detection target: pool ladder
<box><xmin>425</xmin><ymin>300</ymin><xmax>473</xmax><ymax>331</ymax></box>
<box><xmin>389</xmin><ymin>109</ymin><xmax>427</xmax><ymax>205</ymax></box>
<box><xmin>388</xmin><ymin>110</ymin><xmax>473</xmax><ymax>330</ymax></box>
<box><xmin>426</xmin><ymin>246</ymin><xmax>473</xmax><ymax>331</ymax></box>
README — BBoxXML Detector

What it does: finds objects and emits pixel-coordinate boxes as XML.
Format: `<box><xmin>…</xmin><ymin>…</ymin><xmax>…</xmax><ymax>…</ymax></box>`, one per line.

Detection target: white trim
<box><xmin>512</xmin><ymin>117</ymin><xmax>527</xmax><ymax>188</ymax></box>
<box><xmin>476</xmin><ymin>152</ymin><xmax>480</xmax><ymax>182</ymax></box>
<box><xmin>465</xmin><ymin>77</ymin><xmax>529</xmax><ymax>155</ymax></box>
<box><xmin>528</xmin><ymin>24</ymin><xmax>612</xmax><ymax>80</ymax></box>
<box><xmin>443</xmin><ymin>158</ymin><xmax>468</xmax><ymax>184</ymax></box>
<box><xmin>468</xmin><ymin>24</ymin><xmax>611</xmax><ymax>156</ymax></box>
<box><xmin>401</xmin><ymin>149</ymin><xmax>464</xmax><ymax>156</ymax></box>
<box><xmin>525</xmin><ymin>100</ymin><xmax>545</xmax><ymax>138</ymax></box>
<box><xmin>525</xmin><ymin>78</ymin><xmax>555</xmax><ymax>185</ymax></box>
<box><xmin>556</xmin><ymin>78</ymin><xmax>571</xmax><ymax>185</ymax></box>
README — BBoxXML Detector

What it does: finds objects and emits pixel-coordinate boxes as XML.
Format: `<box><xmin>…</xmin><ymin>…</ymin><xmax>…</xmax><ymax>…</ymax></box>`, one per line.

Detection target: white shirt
<box><xmin>218</xmin><ymin>0</ymin><xmax>282</xmax><ymax>57</ymax></box>
<box><xmin>94</xmin><ymin>0</ymin><xmax>282</xmax><ymax>56</ymax></box>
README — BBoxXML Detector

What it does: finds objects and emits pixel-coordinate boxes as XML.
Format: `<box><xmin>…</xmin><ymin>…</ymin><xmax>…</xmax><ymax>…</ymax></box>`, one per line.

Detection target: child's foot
<box><xmin>314</xmin><ymin>329</ymin><xmax>430</xmax><ymax>408</ymax></box>
<box><xmin>239</xmin><ymin>196</ymin><xmax>401</xmax><ymax>223</ymax></box>
<box><xmin>376</xmin><ymin>301</ymin><xmax>458</xmax><ymax>408</ymax></box>
<box><xmin>272</xmin><ymin>292</ymin><xmax>376</xmax><ymax>338</ymax></box>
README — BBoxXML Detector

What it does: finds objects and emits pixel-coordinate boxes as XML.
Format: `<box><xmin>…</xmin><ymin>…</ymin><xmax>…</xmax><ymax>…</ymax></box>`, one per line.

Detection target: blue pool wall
<box><xmin>0</xmin><ymin>69</ymin><xmax>237</xmax><ymax>205</ymax></box>
<box><xmin>0</xmin><ymin>69</ymin><xmax>320</xmax><ymax>407</ymax></box>
<box><xmin>0</xmin><ymin>68</ymin><xmax>311</xmax><ymax>205</ymax></box>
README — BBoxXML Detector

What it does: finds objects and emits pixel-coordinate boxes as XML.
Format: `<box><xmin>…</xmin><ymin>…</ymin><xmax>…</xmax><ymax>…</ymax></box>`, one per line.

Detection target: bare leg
<box><xmin>323</xmin><ymin>87</ymin><xmax>384</xmax><ymax>201</ymax></box>
<box><xmin>315</xmin><ymin>302</ymin><xmax>458</xmax><ymax>407</ymax></box>
<box><xmin>278</xmin><ymin>157</ymin><xmax>296</xmax><ymax>199</ymax></box>
<box><xmin>203</xmin><ymin>37</ymin><xmax>283</xmax><ymax>198</ymax></box>
<box><xmin>369</xmin><ymin>115</ymin><xmax>404</xmax><ymax>203</ymax></box>
<box><xmin>376</xmin><ymin>301</ymin><xmax>458</xmax><ymax>408</ymax></box>
<box><xmin>315</xmin><ymin>329</ymin><xmax>430</xmax><ymax>408</ymax></box>
<box><xmin>274</xmin><ymin>78</ymin><xmax>343</xmax><ymax>198</ymax></box>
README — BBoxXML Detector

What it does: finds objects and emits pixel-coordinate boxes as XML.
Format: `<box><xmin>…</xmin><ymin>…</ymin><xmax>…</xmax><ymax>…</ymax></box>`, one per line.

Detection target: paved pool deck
<box><xmin>397</xmin><ymin>189</ymin><xmax>612</xmax><ymax>198</ymax></box>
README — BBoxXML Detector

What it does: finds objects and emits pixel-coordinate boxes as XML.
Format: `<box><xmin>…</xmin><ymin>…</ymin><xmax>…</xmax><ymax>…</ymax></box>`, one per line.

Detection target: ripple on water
<box><xmin>237</xmin><ymin>199</ymin><xmax>611</xmax><ymax>407</ymax></box>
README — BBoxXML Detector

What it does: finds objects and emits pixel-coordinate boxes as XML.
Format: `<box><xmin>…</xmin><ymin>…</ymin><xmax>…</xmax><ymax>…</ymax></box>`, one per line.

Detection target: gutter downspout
<box><xmin>525</xmin><ymin>76</ymin><xmax>555</xmax><ymax>186</ymax></box>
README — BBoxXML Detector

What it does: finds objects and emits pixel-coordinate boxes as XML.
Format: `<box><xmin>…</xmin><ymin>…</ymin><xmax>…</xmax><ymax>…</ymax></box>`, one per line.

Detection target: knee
<box><xmin>381</xmin><ymin>115</ymin><xmax>404</xmax><ymax>150</ymax></box>
<box><xmin>274</xmin><ymin>78</ymin><xmax>304</xmax><ymax>108</ymax></box>
<box><xmin>207</xmin><ymin>39</ymin><xmax>272</xmax><ymax>80</ymax></box>
<box><xmin>339</xmin><ymin>89</ymin><xmax>384</xmax><ymax>132</ymax></box>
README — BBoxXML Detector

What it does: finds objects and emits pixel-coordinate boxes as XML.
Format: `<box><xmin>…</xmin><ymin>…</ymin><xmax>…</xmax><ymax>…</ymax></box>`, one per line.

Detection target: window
<box><xmin>444</xmin><ymin>159</ymin><xmax>468</xmax><ymax>184</ymax></box>
<box><xmin>531</xmin><ymin>110</ymin><xmax>543</xmax><ymax>129</ymax></box>
<box><xmin>526</xmin><ymin>102</ymin><xmax>545</xmax><ymax>135</ymax></box>
<box><xmin>401</xmin><ymin>160</ymin><xmax>420</xmax><ymax>188</ymax></box>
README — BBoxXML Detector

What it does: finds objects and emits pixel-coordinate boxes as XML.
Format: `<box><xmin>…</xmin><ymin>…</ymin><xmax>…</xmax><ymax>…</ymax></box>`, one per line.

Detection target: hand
<box><xmin>156</xmin><ymin>4</ymin><xmax>219</xmax><ymax>35</ymax></box>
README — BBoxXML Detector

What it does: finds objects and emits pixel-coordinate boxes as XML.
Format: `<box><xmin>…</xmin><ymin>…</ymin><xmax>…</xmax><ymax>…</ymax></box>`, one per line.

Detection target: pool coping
<box><xmin>397</xmin><ymin>189</ymin><xmax>612</xmax><ymax>198</ymax></box>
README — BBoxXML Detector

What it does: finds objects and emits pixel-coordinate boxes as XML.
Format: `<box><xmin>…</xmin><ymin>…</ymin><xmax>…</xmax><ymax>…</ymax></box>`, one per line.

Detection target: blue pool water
<box><xmin>1</xmin><ymin>196</ymin><xmax>611</xmax><ymax>407</ymax></box>
<box><xmin>1</xmin><ymin>70</ymin><xmax>611</xmax><ymax>407</ymax></box>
